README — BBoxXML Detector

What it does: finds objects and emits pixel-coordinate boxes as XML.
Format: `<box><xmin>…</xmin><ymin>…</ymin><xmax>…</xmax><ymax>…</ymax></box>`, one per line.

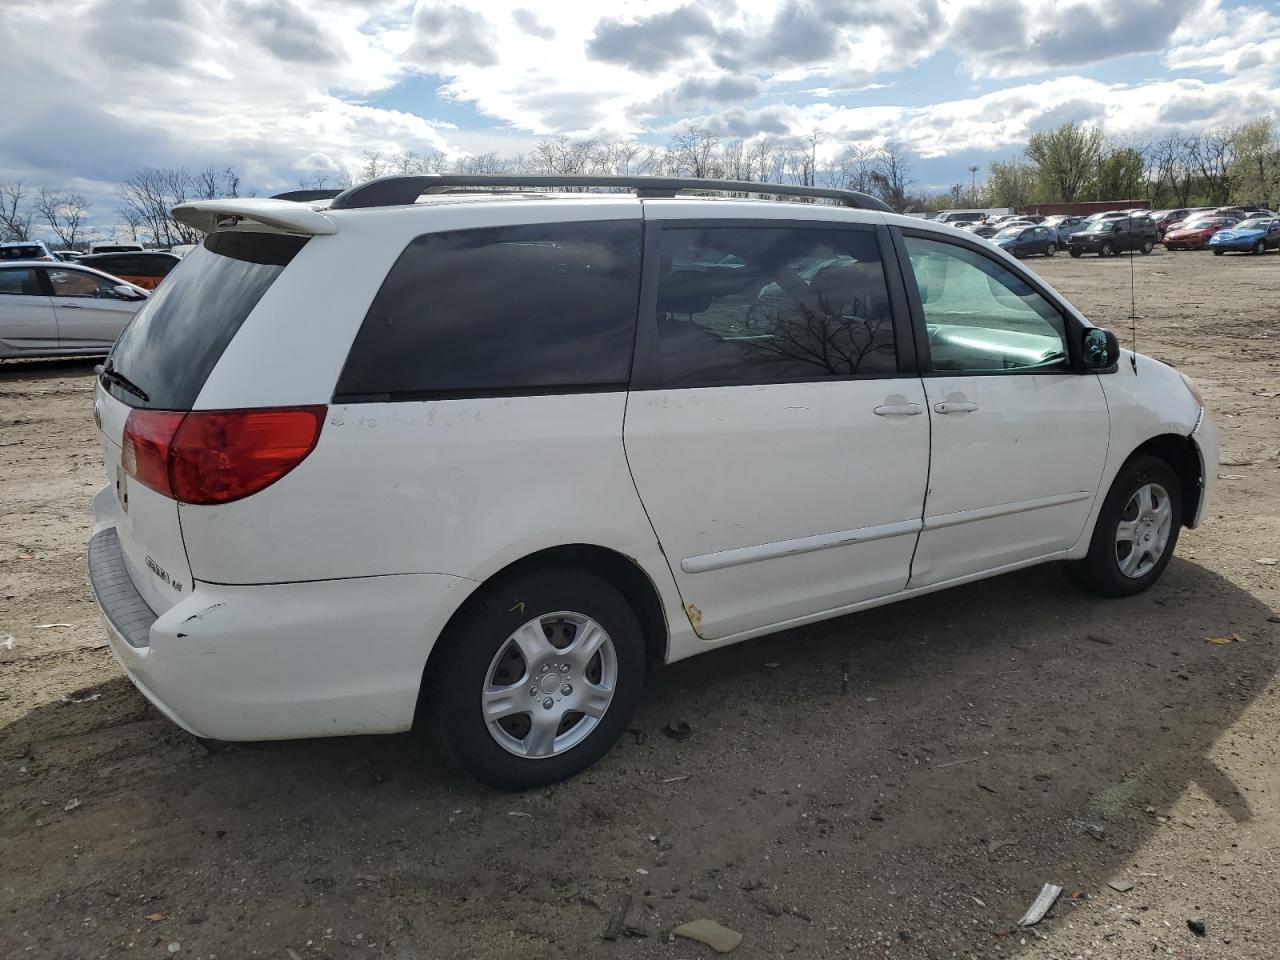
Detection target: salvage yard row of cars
<box><xmin>945</xmin><ymin>205</ymin><xmax>1280</xmax><ymax>258</ymax></box>
<box><xmin>0</xmin><ymin>241</ymin><xmax>184</xmax><ymax>358</ymax></box>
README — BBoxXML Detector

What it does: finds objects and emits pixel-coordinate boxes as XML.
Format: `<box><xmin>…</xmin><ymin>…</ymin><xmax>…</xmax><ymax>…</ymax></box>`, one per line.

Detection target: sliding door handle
<box><xmin>934</xmin><ymin>401</ymin><xmax>979</xmax><ymax>414</ymax></box>
<box><xmin>873</xmin><ymin>402</ymin><xmax>923</xmax><ymax>417</ymax></box>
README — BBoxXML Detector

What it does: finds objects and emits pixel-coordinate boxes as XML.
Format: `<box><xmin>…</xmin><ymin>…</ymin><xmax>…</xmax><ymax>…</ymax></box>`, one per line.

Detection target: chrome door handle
<box><xmin>874</xmin><ymin>403</ymin><xmax>923</xmax><ymax>417</ymax></box>
<box><xmin>933</xmin><ymin>401</ymin><xmax>979</xmax><ymax>414</ymax></box>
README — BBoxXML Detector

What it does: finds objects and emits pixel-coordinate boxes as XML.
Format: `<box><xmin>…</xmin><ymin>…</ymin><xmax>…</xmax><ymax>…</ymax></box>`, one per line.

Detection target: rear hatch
<box><xmin>95</xmin><ymin>231</ymin><xmax>309</xmax><ymax>614</ymax></box>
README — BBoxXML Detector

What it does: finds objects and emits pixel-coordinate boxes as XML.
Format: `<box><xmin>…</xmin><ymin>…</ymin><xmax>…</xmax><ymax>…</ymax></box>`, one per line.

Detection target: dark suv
<box><xmin>1068</xmin><ymin>216</ymin><xmax>1158</xmax><ymax>257</ymax></box>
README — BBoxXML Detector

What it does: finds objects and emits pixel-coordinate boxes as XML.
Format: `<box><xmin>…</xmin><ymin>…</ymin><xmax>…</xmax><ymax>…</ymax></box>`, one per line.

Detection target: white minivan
<box><xmin>87</xmin><ymin>175</ymin><xmax>1217</xmax><ymax>789</ymax></box>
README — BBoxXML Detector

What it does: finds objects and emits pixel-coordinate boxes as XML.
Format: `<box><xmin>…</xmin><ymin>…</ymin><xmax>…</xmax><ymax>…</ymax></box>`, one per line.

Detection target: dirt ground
<box><xmin>1</xmin><ymin>248</ymin><xmax>1278</xmax><ymax>960</ymax></box>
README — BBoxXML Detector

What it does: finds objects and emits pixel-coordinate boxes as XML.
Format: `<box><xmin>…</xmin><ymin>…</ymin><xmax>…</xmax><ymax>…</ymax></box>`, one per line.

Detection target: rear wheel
<box><xmin>426</xmin><ymin>566</ymin><xmax>646</xmax><ymax>790</ymax></box>
<box><xmin>1099</xmin><ymin>241</ymin><xmax>1114</xmax><ymax>257</ymax></box>
<box><xmin>1068</xmin><ymin>455</ymin><xmax>1182</xmax><ymax>597</ymax></box>
<box><xmin>1045</xmin><ymin>243</ymin><xmax>1057</xmax><ymax>257</ymax></box>
<box><xmin>1140</xmin><ymin>239</ymin><xmax>1154</xmax><ymax>254</ymax></box>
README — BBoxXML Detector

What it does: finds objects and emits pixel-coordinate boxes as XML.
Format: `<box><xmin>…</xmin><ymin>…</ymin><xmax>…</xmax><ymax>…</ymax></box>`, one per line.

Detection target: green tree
<box><xmin>1228</xmin><ymin>118</ymin><xmax>1279</xmax><ymax>207</ymax></box>
<box><xmin>1096</xmin><ymin>148</ymin><xmax>1145</xmax><ymax>201</ymax></box>
<box><xmin>986</xmin><ymin>158</ymin><xmax>1038</xmax><ymax>208</ymax></box>
<box><xmin>1025</xmin><ymin>122</ymin><xmax>1102</xmax><ymax>202</ymax></box>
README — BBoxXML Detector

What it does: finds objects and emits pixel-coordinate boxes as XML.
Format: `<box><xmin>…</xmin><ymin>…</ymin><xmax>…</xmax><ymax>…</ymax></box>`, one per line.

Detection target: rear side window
<box><xmin>335</xmin><ymin>221</ymin><xmax>641</xmax><ymax>401</ymax></box>
<box><xmin>0</xmin><ymin>267</ymin><xmax>41</xmax><ymax>295</ymax></box>
<box><xmin>107</xmin><ymin>232</ymin><xmax>307</xmax><ymax>409</ymax></box>
<box><xmin>650</xmin><ymin>226</ymin><xmax>897</xmax><ymax>388</ymax></box>
<box><xmin>1</xmin><ymin>245</ymin><xmax>43</xmax><ymax>260</ymax></box>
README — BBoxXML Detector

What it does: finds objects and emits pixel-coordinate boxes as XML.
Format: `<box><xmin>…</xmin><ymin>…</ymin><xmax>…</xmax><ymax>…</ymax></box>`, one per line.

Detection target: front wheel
<box><xmin>1068</xmin><ymin>455</ymin><xmax>1182</xmax><ymax>597</ymax></box>
<box><xmin>1254</xmin><ymin>240</ymin><xmax>1266</xmax><ymax>255</ymax></box>
<box><xmin>1045</xmin><ymin>243</ymin><xmax>1057</xmax><ymax>257</ymax></box>
<box><xmin>1099</xmin><ymin>241</ymin><xmax>1114</xmax><ymax>257</ymax></box>
<box><xmin>1069</xmin><ymin>248</ymin><xmax>1083</xmax><ymax>258</ymax></box>
<box><xmin>426</xmin><ymin>566</ymin><xmax>646</xmax><ymax>790</ymax></box>
<box><xmin>1213</xmin><ymin>248</ymin><xmax>1225</xmax><ymax>256</ymax></box>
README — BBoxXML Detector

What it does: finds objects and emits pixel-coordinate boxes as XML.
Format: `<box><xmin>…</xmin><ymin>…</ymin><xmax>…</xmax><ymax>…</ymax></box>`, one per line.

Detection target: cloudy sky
<box><xmin>2</xmin><ymin>0</ymin><xmax>1279</xmax><ymax>219</ymax></box>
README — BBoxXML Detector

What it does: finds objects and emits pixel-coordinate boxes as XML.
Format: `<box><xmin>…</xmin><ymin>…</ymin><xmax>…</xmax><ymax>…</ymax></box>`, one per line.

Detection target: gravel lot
<box><xmin>2</xmin><ymin>248</ymin><xmax>1278</xmax><ymax>959</ymax></box>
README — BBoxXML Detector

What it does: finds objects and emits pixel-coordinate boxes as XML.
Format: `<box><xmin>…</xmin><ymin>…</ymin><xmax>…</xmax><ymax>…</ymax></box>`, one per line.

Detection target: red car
<box><xmin>1162</xmin><ymin>216</ymin><xmax>1238</xmax><ymax>250</ymax></box>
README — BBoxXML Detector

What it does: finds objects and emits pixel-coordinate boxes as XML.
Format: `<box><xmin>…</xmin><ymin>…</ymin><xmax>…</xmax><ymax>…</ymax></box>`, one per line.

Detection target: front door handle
<box><xmin>60</xmin><ymin>303</ymin><xmax>82</xmax><ymax>309</ymax></box>
<box><xmin>934</xmin><ymin>401</ymin><xmax>979</xmax><ymax>414</ymax></box>
<box><xmin>874</xmin><ymin>402</ymin><xmax>923</xmax><ymax>417</ymax></box>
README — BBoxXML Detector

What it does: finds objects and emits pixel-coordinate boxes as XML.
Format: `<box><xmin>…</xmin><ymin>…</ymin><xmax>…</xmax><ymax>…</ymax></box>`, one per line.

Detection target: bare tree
<box><xmin>117</xmin><ymin>206</ymin><xmax>145</xmax><ymax>243</ymax></box>
<box><xmin>669</xmin><ymin>124</ymin><xmax>721</xmax><ymax>178</ymax></box>
<box><xmin>35</xmin><ymin>189</ymin><xmax>91</xmax><ymax>248</ymax></box>
<box><xmin>117</xmin><ymin>165</ymin><xmax>243</xmax><ymax>246</ymax></box>
<box><xmin>1188</xmin><ymin>128</ymin><xmax>1234</xmax><ymax>205</ymax></box>
<box><xmin>870</xmin><ymin>142</ymin><xmax>914</xmax><ymax>211</ymax></box>
<box><xmin>0</xmin><ymin>181</ymin><xmax>34</xmax><ymax>241</ymax></box>
<box><xmin>820</xmin><ymin>145</ymin><xmax>876</xmax><ymax>194</ymax></box>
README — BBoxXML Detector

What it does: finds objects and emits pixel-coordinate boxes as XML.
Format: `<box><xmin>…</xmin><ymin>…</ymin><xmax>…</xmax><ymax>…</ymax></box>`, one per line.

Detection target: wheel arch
<box><xmin>413</xmin><ymin>544</ymin><xmax>671</xmax><ymax>725</ymax></box>
<box><xmin>1127</xmin><ymin>433</ymin><xmax>1203</xmax><ymax>527</ymax></box>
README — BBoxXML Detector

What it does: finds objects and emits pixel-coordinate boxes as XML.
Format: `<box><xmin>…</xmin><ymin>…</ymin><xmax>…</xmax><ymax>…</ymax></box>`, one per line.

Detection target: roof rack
<box><xmin>270</xmin><ymin>189</ymin><xmax>343</xmax><ymax>202</ymax></box>
<box><xmin>326</xmin><ymin>174</ymin><xmax>894</xmax><ymax>213</ymax></box>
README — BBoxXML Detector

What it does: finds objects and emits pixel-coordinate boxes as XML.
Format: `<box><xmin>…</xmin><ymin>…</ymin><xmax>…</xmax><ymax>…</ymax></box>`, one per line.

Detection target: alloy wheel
<box><xmin>1115</xmin><ymin>482</ymin><xmax>1173</xmax><ymax>579</ymax></box>
<box><xmin>481</xmin><ymin>611</ymin><xmax>617</xmax><ymax>758</ymax></box>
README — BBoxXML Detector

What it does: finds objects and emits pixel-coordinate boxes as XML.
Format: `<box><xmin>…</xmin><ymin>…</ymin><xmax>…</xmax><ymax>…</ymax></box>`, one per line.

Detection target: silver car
<box><xmin>0</xmin><ymin>261</ymin><xmax>149</xmax><ymax>358</ymax></box>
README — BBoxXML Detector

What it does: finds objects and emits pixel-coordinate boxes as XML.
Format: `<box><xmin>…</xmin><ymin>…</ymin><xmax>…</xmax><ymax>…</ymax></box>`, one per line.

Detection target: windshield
<box><xmin>1236</xmin><ymin>219</ymin><xmax>1269</xmax><ymax>230</ymax></box>
<box><xmin>107</xmin><ymin>231</ymin><xmax>307</xmax><ymax>409</ymax></box>
<box><xmin>1183</xmin><ymin>219</ymin><xmax>1224</xmax><ymax>229</ymax></box>
<box><xmin>994</xmin><ymin>227</ymin><xmax>1024</xmax><ymax>239</ymax></box>
<box><xmin>1082</xmin><ymin>221</ymin><xmax>1114</xmax><ymax>233</ymax></box>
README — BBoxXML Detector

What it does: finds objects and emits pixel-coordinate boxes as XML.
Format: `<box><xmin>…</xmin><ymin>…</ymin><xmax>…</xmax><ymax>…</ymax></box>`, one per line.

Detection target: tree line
<box><xmin>3</xmin><ymin>117</ymin><xmax>1277</xmax><ymax>247</ymax></box>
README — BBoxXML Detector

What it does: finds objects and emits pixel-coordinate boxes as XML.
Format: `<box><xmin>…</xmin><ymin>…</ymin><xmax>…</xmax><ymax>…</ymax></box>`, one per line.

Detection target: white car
<box><xmin>0</xmin><ymin>261</ymin><xmax>149</xmax><ymax>358</ymax></box>
<box><xmin>86</xmin><ymin>175</ymin><xmax>1217</xmax><ymax>789</ymax></box>
<box><xmin>88</xmin><ymin>241</ymin><xmax>145</xmax><ymax>254</ymax></box>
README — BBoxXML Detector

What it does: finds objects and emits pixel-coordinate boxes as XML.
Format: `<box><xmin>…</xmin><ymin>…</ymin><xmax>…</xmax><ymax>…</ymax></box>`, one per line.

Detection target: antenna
<box><xmin>1128</xmin><ymin>213</ymin><xmax>1138</xmax><ymax>374</ymax></box>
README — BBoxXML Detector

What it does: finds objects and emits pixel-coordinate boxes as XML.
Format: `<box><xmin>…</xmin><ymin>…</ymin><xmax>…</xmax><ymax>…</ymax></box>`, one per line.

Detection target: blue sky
<box><xmin>2</xmin><ymin>0</ymin><xmax>1278</xmax><ymax>235</ymax></box>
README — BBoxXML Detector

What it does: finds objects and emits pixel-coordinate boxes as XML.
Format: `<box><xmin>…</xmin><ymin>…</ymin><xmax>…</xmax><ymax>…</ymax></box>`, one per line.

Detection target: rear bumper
<box><xmin>87</xmin><ymin>526</ymin><xmax>475</xmax><ymax>741</ymax></box>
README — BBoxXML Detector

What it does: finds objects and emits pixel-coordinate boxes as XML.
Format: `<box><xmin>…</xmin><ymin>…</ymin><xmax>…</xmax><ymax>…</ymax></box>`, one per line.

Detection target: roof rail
<box><xmin>326</xmin><ymin>174</ymin><xmax>894</xmax><ymax>213</ymax></box>
<box><xmin>270</xmin><ymin>189</ymin><xmax>343</xmax><ymax>202</ymax></box>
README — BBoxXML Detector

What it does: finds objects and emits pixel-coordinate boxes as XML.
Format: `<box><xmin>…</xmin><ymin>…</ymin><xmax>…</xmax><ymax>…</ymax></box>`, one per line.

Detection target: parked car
<box><xmin>1043</xmin><ymin>215</ymin><xmax>1086</xmax><ymax>244</ymax></box>
<box><xmin>0</xmin><ymin>261</ymin><xmax>149</xmax><ymax>358</ymax></box>
<box><xmin>1162</xmin><ymin>216</ymin><xmax>1239</xmax><ymax>250</ymax></box>
<box><xmin>78</xmin><ymin>251</ymin><xmax>182</xmax><ymax>290</ymax></box>
<box><xmin>1</xmin><ymin>240</ymin><xmax>55</xmax><ymax>262</ymax></box>
<box><xmin>85</xmin><ymin>175</ymin><xmax>1216</xmax><ymax>789</ymax></box>
<box><xmin>89</xmin><ymin>241</ymin><xmax>145</xmax><ymax>254</ymax></box>
<box><xmin>1149</xmin><ymin>209</ymin><xmax>1193</xmax><ymax>238</ymax></box>
<box><xmin>53</xmin><ymin>250</ymin><xmax>84</xmax><ymax>262</ymax></box>
<box><xmin>993</xmin><ymin>223</ymin><xmax>1059</xmax><ymax>257</ymax></box>
<box><xmin>1207</xmin><ymin>217</ymin><xmax>1280</xmax><ymax>255</ymax></box>
<box><xmin>933</xmin><ymin>210</ymin><xmax>988</xmax><ymax>225</ymax></box>
<box><xmin>1067</xmin><ymin>216</ymin><xmax>1158</xmax><ymax>257</ymax></box>
<box><xmin>1209</xmin><ymin>207</ymin><xmax>1250</xmax><ymax>222</ymax></box>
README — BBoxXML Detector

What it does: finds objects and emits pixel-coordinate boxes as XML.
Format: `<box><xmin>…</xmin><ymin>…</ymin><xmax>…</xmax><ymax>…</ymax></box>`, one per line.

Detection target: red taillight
<box><xmin>122</xmin><ymin>407</ymin><xmax>325</xmax><ymax>505</ymax></box>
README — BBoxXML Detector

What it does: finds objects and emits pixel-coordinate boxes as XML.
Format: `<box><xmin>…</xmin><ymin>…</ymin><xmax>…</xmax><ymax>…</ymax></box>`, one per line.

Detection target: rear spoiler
<box><xmin>171</xmin><ymin>198</ymin><xmax>337</xmax><ymax>237</ymax></box>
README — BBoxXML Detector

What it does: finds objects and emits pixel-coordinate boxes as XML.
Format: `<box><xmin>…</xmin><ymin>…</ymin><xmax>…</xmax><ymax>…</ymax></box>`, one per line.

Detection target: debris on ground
<box><xmin>1187</xmin><ymin>917</ymin><xmax>1207</xmax><ymax>937</ymax></box>
<box><xmin>0</xmin><ymin>636</ymin><xmax>13</xmax><ymax>651</ymax></box>
<box><xmin>63</xmin><ymin>798</ymin><xmax>80</xmax><ymax>812</ymax></box>
<box><xmin>673</xmin><ymin>919</ymin><xmax>743</xmax><ymax>953</ymax></box>
<box><xmin>602</xmin><ymin>893</ymin><xmax>632</xmax><ymax>941</ymax></box>
<box><xmin>166</xmin><ymin>943</ymin><xmax>181</xmax><ymax>954</ymax></box>
<box><xmin>1207</xmin><ymin>635</ymin><xmax>1240</xmax><ymax>644</ymax></box>
<box><xmin>145</xmin><ymin>913</ymin><xmax>164</xmax><ymax>922</ymax></box>
<box><xmin>1087</xmin><ymin>824</ymin><xmax>1106</xmax><ymax>841</ymax></box>
<box><xmin>1086</xmin><ymin>634</ymin><xmax>1114</xmax><ymax>646</ymax></box>
<box><xmin>626</xmin><ymin>725</ymin><xmax>646</xmax><ymax>745</ymax></box>
<box><xmin>662</xmin><ymin>719</ymin><xmax>692</xmax><ymax>741</ymax></box>
<box><xmin>1016</xmin><ymin>883</ymin><xmax>1062</xmax><ymax>927</ymax></box>
<box><xmin>61</xmin><ymin>688</ymin><xmax>100</xmax><ymax>705</ymax></box>
<box><xmin>35</xmin><ymin>623</ymin><xmax>71</xmax><ymax>628</ymax></box>
<box><xmin>1257</xmin><ymin>558</ymin><xmax>1278</xmax><ymax>566</ymax></box>
<box><xmin>1107</xmin><ymin>879</ymin><xmax>1135</xmax><ymax>893</ymax></box>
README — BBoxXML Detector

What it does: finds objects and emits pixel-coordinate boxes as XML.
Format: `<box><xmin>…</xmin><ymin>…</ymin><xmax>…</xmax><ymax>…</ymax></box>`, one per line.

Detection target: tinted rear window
<box><xmin>82</xmin><ymin>254</ymin><xmax>178</xmax><ymax>277</ymax></box>
<box><xmin>335</xmin><ymin>220</ymin><xmax>641</xmax><ymax>401</ymax></box>
<box><xmin>106</xmin><ymin>232</ymin><xmax>306</xmax><ymax>409</ymax></box>
<box><xmin>1</xmin><ymin>245</ymin><xmax>44</xmax><ymax>260</ymax></box>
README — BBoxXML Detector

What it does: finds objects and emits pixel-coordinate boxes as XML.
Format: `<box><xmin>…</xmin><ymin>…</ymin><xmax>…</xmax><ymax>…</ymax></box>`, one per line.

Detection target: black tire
<box><xmin>1213</xmin><ymin>248</ymin><xmax>1225</xmax><ymax>256</ymax></box>
<box><xmin>1099</xmin><ymin>241</ymin><xmax>1114</xmax><ymax>257</ymax></box>
<box><xmin>1254</xmin><ymin>240</ymin><xmax>1266</xmax><ymax>255</ymax></box>
<box><xmin>1069</xmin><ymin>248</ymin><xmax>1083</xmax><ymax>258</ymax></box>
<box><xmin>426</xmin><ymin>566</ymin><xmax>646</xmax><ymax>790</ymax></box>
<box><xmin>1045</xmin><ymin>243</ymin><xmax>1057</xmax><ymax>257</ymax></box>
<box><xmin>1140</xmin><ymin>239</ymin><xmax>1154</xmax><ymax>254</ymax></box>
<box><xmin>1068</xmin><ymin>455</ymin><xmax>1182</xmax><ymax>598</ymax></box>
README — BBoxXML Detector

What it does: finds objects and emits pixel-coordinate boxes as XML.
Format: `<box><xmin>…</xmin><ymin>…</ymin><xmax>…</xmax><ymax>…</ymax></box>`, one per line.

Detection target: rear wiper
<box><xmin>95</xmin><ymin>364</ymin><xmax>150</xmax><ymax>403</ymax></box>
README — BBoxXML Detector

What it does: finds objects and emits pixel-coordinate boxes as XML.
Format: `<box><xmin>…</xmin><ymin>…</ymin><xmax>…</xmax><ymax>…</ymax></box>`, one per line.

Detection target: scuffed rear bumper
<box><xmin>88</xmin><ymin>525</ymin><xmax>475</xmax><ymax>741</ymax></box>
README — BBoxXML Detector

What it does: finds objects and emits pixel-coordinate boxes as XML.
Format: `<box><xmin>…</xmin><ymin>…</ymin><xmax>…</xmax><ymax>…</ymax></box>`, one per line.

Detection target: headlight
<box><xmin>1179</xmin><ymin>371</ymin><xmax>1203</xmax><ymax>406</ymax></box>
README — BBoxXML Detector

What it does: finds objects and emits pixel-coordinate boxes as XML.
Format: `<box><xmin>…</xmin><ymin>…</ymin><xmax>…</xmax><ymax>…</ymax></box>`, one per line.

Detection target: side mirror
<box><xmin>112</xmin><ymin>284</ymin><xmax>144</xmax><ymax>300</ymax></box>
<box><xmin>1082</xmin><ymin>327</ymin><xmax>1119</xmax><ymax>370</ymax></box>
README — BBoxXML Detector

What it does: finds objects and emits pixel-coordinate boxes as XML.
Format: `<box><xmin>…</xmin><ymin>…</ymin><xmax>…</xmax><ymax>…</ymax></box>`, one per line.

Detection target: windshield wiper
<box><xmin>95</xmin><ymin>364</ymin><xmax>150</xmax><ymax>403</ymax></box>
